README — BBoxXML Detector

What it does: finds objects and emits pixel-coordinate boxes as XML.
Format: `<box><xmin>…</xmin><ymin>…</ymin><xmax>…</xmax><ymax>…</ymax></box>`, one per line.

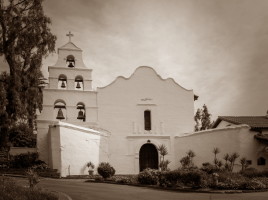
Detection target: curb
<box><xmin>51</xmin><ymin>191</ymin><xmax>73</xmax><ymax>200</ymax></box>
<box><xmin>85</xmin><ymin>180</ymin><xmax>268</xmax><ymax>194</ymax></box>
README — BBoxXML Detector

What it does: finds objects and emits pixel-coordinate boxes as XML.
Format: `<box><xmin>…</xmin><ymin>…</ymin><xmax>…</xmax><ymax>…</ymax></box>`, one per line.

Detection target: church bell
<box><xmin>61</xmin><ymin>81</ymin><xmax>66</xmax><ymax>88</ymax></box>
<box><xmin>68</xmin><ymin>62</ymin><xmax>74</xmax><ymax>68</ymax></box>
<box><xmin>56</xmin><ymin>108</ymin><xmax>65</xmax><ymax>120</ymax></box>
<box><xmin>76</xmin><ymin>82</ymin><xmax>81</xmax><ymax>89</ymax></box>
<box><xmin>77</xmin><ymin>110</ymin><xmax>85</xmax><ymax>120</ymax></box>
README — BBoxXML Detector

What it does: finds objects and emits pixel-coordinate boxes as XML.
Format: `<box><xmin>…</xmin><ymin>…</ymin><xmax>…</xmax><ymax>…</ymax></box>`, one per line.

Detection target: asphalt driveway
<box><xmin>37</xmin><ymin>178</ymin><xmax>268</xmax><ymax>200</ymax></box>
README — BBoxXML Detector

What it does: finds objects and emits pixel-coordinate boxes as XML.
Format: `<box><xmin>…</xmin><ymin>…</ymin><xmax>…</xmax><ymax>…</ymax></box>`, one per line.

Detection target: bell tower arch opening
<box><xmin>58</xmin><ymin>74</ymin><xmax>67</xmax><ymax>89</ymax></box>
<box><xmin>75</xmin><ymin>75</ymin><xmax>84</xmax><ymax>90</ymax></box>
<box><xmin>77</xmin><ymin>102</ymin><xmax>86</xmax><ymax>122</ymax></box>
<box><xmin>139</xmin><ymin>143</ymin><xmax>158</xmax><ymax>172</ymax></box>
<box><xmin>54</xmin><ymin>100</ymin><xmax>66</xmax><ymax>120</ymax></box>
<box><xmin>66</xmin><ymin>55</ymin><xmax>75</xmax><ymax>68</ymax></box>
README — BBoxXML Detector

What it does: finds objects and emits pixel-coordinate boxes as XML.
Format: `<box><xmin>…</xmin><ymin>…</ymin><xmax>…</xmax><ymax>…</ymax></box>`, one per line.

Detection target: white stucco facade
<box><xmin>37</xmin><ymin>38</ymin><xmax>268</xmax><ymax>177</ymax></box>
<box><xmin>97</xmin><ymin>66</ymin><xmax>195</xmax><ymax>174</ymax></box>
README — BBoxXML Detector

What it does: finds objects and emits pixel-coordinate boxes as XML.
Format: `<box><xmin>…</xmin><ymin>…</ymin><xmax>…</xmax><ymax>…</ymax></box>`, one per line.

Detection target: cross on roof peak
<box><xmin>66</xmin><ymin>31</ymin><xmax>74</xmax><ymax>42</ymax></box>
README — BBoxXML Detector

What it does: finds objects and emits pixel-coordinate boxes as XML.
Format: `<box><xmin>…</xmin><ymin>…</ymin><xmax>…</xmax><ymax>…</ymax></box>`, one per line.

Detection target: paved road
<box><xmin>38</xmin><ymin>178</ymin><xmax>268</xmax><ymax>200</ymax></box>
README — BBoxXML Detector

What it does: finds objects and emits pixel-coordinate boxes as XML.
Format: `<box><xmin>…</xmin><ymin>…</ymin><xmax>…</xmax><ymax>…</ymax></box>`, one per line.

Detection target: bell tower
<box><xmin>37</xmin><ymin>31</ymin><xmax>98</xmax><ymax>129</ymax></box>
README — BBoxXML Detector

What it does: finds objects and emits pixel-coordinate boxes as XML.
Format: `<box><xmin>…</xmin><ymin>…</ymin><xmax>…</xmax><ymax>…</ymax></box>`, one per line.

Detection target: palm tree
<box><xmin>223</xmin><ymin>153</ymin><xmax>230</xmax><ymax>171</ymax></box>
<box><xmin>240</xmin><ymin>157</ymin><xmax>247</xmax><ymax>171</ymax></box>
<box><xmin>157</xmin><ymin>144</ymin><xmax>169</xmax><ymax>171</ymax></box>
<box><xmin>213</xmin><ymin>147</ymin><xmax>220</xmax><ymax>160</ymax></box>
<box><xmin>187</xmin><ymin>150</ymin><xmax>196</xmax><ymax>167</ymax></box>
<box><xmin>158</xmin><ymin>144</ymin><xmax>168</xmax><ymax>161</ymax></box>
<box><xmin>229</xmin><ymin>152</ymin><xmax>240</xmax><ymax>172</ymax></box>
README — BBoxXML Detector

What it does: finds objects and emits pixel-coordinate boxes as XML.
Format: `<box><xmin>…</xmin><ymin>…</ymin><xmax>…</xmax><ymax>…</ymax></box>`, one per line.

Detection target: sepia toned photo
<box><xmin>0</xmin><ymin>0</ymin><xmax>268</xmax><ymax>199</ymax></box>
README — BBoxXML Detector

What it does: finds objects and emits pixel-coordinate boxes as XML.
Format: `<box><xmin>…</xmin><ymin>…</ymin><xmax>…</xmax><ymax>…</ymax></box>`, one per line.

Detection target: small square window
<box><xmin>257</xmin><ymin>157</ymin><xmax>266</xmax><ymax>165</ymax></box>
<box><xmin>246</xmin><ymin>160</ymin><xmax>252</xmax><ymax>165</ymax></box>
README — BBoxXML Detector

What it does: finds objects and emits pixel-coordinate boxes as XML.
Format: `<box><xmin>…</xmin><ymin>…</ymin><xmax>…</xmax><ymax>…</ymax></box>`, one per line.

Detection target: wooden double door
<box><xmin>139</xmin><ymin>143</ymin><xmax>158</xmax><ymax>172</ymax></box>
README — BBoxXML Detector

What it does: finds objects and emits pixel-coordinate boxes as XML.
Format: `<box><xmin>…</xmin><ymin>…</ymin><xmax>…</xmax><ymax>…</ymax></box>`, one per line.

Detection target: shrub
<box><xmin>97</xmin><ymin>162</ymin><xmax>115</xmax><ymax>179</ymax></box>
<box><xmin>26</xmin><ymin>168</ymin><xmax>40</xmax><ymax>188</ymax></box>
<box><xmin>114</xmin><ymin>176</ymin><xmax>132</xmax><ymax>184</ymax></box>
<box><xmin>94</xmin><ymin>175</ymin><xmax>104</xmax><ymax>182</ymax></box>
<box><xmin>0</xmin><ymin>176</ymin><xmax>58</xmax><ymax>200</ymax></box>
<box><xmin>137</xmin><ymin>168</ymin><xmax>159</xmax><ymax>185</ymax></box>
<box><xmin>241</xmin><ymin>169</ymin><xmax>268</xmax><ymax>178</ymax></box>
<box><xmin>200</xmin><ymin>162</ymin><xmax>220</xmax><ymax>174</ymax></box>
<box><xmin>217</xmin><ymin>171</ymin><xmax>244</xmax><ymax>183</ymax></box>
<box><xmin>111</xmin><ymin>175</ymin><xmax>138</xmax><ymax>184</ymax></box>
<box><xmin>244</xmin><ymin>179</ymin><xmax>267</xmax><ymax>190</ymax></box>
<box><xmin>210</xmin><ymin>171</ymin><xmax>268</xmax><ymax>190</ymax></box>
<box><xmin>180</xmin><ymin>150</ymin><xmax>196</xmax><ymax>169</ymax></box>
<box><xmin>10</xmin><ymin>152</ymin><xmax>48</xmax><ymax>169</ymax></box>
<box><xmin>10</xmin><ymin>152</ymin><xmax>42</xmax><ymax>168</ymax></box>
<box><xmin>158</xmin><ymin>170</ymin><xmax>181</xmax><ymax>187</ymax></box>
<box><xmin>180</xmin><ymin>170</ymin><xmax>206</xmax><ymax>188</ymax></box>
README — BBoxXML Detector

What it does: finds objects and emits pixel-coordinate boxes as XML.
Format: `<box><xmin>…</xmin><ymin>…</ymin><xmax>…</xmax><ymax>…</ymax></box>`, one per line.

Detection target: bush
<box><xmin>10</xmin><ymin>152</ymin><xmax>41</xmax><ymax>168</ymax></box>
<box><xmin>137</xmin><ymin>168</ymin><xmax>159</xmax><ymax>185</ymax></box>
<box><xmin>180</xmin><ymin>170</ymin><xmax>206</xmax><ymax>188</ymax></box>
<box><xmin>200</xmin><ymin>162</ymin><xmax>221</xmax><ymax>174</ymax></box>
<box><xmin>244</xmin><ymin>179</ymin><xmax>267</xmax><ymax>190</ymax></box>
<box><xmin>110</xmin><ymin>175</ymin><xmax>138</xmax><ymax>184</ymax></box>
<box><xmin>94</xmin><ymin>175</ymin><xmax>104</xmax><ymax>182</ymax></box>
<box><xmin>241</xmin><ymin>169</ymin><xmax>268</xmax><ymax>178</ymax></box>
<box><xmin>97</xmin><ymin>162</ymin><xmax>115</xmax><ymax>179</ymax></box>
<box><xmin>0</xmin><ymin>177</ymin><xmax>58</xmax><ymax>200</ymax></box>
<box><xmin>211</xmin><ymin>171</ymin><xmax>268</xmax><ymax>190</ymax></box>
<box><xmin>158</xmin><ymin>170</ymin><xmax>181</xmax><ymax>187</ymax></box>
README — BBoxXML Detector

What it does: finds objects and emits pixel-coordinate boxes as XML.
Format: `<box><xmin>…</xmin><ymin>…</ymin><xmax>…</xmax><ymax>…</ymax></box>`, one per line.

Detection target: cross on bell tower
<box><xmin>66</xmin><ymin>31</ymin><xmax>74</xmax><ymax>42</ymax></box>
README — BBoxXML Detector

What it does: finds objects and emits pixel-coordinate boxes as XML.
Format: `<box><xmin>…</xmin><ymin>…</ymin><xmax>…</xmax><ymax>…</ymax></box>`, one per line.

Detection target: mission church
<box><xmin>36</xmin><ymin>33</ymin><xmax>268</xmax><ymax>177</ymax></box>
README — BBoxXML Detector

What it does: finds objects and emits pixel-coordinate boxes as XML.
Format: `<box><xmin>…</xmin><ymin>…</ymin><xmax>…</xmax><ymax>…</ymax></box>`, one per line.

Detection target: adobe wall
<box><xmin>175</xmin><ymin>125</ymin><xmax>268</xmax><ymax>171</ymax></box>
<box><xmin>48</xmin><ymin>121</ymin><xmax>109</xmax><ymax>177</ymax></box>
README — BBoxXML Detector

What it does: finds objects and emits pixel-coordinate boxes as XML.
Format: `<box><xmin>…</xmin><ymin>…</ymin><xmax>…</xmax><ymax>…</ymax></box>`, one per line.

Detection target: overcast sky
<box><xmin>1</xmin><ymin>0</ymin><xmax>268</xmax><ymax>119</ymax></box>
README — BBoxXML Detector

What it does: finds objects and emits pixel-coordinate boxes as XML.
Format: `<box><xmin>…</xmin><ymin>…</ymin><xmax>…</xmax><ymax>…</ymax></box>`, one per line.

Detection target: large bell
<box><xmin>68</xmin><ymin>62</ymin><xmax>74</xmax><ymax>68</ymax></box>
<box><xmin>56</xmin><ymin>108</ymin><xmax>65</xmax><ymax>120</ymax></box>
<box><xmin>77</xmin><ymin>110</ymin><xmax>85</xmax><ymax>120</ymax></box>
<box><xmin>61</xmin><ymin>81</ymin><xmax>66</xmax><ymax>88</ymax></box>
<box><xmin>76</xmin><ymin>82</ymin><xmax>81</xmax><ymax>89</ymax></box>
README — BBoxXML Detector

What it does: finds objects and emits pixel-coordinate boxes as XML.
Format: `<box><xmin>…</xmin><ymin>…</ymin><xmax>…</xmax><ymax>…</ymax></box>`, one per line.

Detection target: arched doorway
<box><xmin>139</xmin><ymin>143</ymin><xmax>158</xmax><ymax>172</ymax></box>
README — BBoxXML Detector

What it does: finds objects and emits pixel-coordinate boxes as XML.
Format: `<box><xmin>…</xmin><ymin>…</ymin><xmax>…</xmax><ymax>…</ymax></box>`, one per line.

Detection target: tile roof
<box><xmin>213</xmin><ymin>116</ymin><xmax>268</xmax><ymax>129</ymax></box>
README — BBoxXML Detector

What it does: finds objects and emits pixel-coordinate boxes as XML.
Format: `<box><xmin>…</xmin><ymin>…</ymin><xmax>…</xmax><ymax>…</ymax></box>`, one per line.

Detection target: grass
<box><xmin>0</xmin><ymin>176</ymin><xmax>58</xmax><ymax>200</ymax></box>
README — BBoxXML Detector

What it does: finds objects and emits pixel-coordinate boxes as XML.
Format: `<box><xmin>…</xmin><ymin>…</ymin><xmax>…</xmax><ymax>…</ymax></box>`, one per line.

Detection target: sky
<box><xmin>1</xmin><ymin>0</ymin><xmax>268</xmax><ymax>120</ymax></box>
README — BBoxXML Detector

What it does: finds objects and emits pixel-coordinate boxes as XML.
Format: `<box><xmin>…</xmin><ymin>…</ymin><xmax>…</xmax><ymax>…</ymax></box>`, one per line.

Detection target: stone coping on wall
<box><xmin>49</xmin><ymin>121</ymin><xmax>110</xmax><ymax>137</ymax></box>
<box><xmin>126</xmin><ymin>135</ymin><xmax>170</xmax><ymax>139</ymax></box>
<box><xmin>43</xmin><ymin>88</ymin><xmax>97</xmax><ymax>93</ymax></box>
<box><xmin>48</xmin><ymin>66</ymin><xmax>92</xmax><ymax>72</ymax></box>
<box><xmin>175</xmin><ymin>124</ymin><xmax>251</xmax><ymax>138</ymax></box>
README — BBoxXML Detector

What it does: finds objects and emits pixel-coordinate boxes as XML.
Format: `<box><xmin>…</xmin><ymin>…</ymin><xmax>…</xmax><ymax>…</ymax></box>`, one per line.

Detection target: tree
<box><xmin>0</xmin><ymin>73</ymin><xmax>9</xmax><ymax>149</ymax></box>
<box><xmin>180</xmin><ymin>150</ymin><xmax>196</xmax><ymax>169</ymax></box>
<box><xmin>0</xmin><ymin>0</ymin><xmax>56</xmax><ymax>148</ymax></box>
<box><xmin>194</xmin><ymin>108</ymin><xmax>201</xmax><ymax>131</ymax></box>
<box><xmin>240</xmin><ymin>157</ymin><xmax>249</xmax><ymax>172</ymax></box>
<box><xmin>201</xmin><ymin>104</ymin><xmax>212</xmax><ymax>130</ymax></box>
<box><xmin>194</xmin><ymin>104</ymin><xmax>213</xmax><ymax>131</ymax></box>
<box><xmin>157</xmin><ymin>144</ymin><xmax>170</xmax><ymax>171</ymax></box>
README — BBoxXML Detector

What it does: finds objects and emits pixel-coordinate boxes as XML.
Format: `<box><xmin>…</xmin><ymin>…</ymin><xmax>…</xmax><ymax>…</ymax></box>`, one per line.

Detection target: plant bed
<box><xmin>85</xmin><ymin>169</ymin><xmax>268</xmax><ymax>193</ymax></box>
<box><xmin>0</xmin><ymin>168</ymin><xmax>60</xmax><ymax>178</ymax></box>
<box><xmin>0</xmin><ymin>176</ymin><xmax>58</xmax><ymax>200</ymax></box>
